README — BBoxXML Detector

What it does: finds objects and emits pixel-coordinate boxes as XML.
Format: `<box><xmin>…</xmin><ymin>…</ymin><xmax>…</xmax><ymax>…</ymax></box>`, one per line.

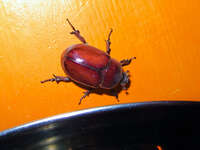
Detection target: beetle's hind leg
<box><xmin>110</xmin><ymin>89</ymin><xmax>120</xmax><ymax>102</ymax></box>
<box><xmin>114</xmin><ymin>93</ymin><xmax>119</xmax><ymax>102</ymax></box>
<box><xmin>41</xmin><ymin>74</ymin><xmax>71</xmax><ymax>84</ymax></box>
<box><xmin>120</xmin><ymin>57</ymin><xmax>136</xmax><ymax>67</ymax></box>
<box><xmin>105</xmin><ymin>28</ymin><xmax>113</xmax><ymax>55</ymax></box>
<box><xmin>66</xmin><ymin>19</ymin><xmax>87</xmax><ymax>44</ymax></box>
<box><xmin>79</xmin><ymin>89</ymin><xmax>92</xmax><ymax>105</ymax></box>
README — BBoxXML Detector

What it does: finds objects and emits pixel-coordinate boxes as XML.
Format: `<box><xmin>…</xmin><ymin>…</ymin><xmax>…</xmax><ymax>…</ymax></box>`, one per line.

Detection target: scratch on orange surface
<box><xmin>169</xmin><ymin>88</ymin><xmax>181</xmax><ymax>96</ymax></box>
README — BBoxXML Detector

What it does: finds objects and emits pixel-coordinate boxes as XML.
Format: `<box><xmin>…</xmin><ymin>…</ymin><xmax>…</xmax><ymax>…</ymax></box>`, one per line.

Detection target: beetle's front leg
<box><xmin>120</xmin><ymin>57</ymin><xmax>136</xmax><ymax>67</ymax></box>
<box><xmin>66</xmin><ymin>19</ymin><xmax>87</xmax><ymax>44</ymax></box>
<box><xmin>105</xmin><ymin>28</ymin><xmax>113</xmax><ymax>55</ymax></box>
<box><xmin>41</xmin><ymin>74</ymin><xmax>71</xmax><ymax>84</ymax></box>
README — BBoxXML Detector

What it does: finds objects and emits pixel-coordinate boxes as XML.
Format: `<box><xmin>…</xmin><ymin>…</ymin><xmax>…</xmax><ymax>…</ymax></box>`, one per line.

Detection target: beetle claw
<box><xmin>70</xmin><ymin>30</ymin><xmax>80</xmax><ymax>35</ymax></box>
<box><xmin>131</xmin><ymin>57</ymin><xmax>136</xmax><ymax>60</ymax></box>
<box><xmin>70</xmin><ymin>31</ymin><xmax>75</xmax><ymax>34</ymax></box>
<box><xmin>115</xmin><ymin>95</ymin><xmax>119</xmax><ymax>102</ymax></box>
<box><xmin>52</xmin><ymin>74</ymin><xmax>56</xmax><ymax>78</ymax></box>
<box><xmin>51</xmin><ymin>74</ymin><xmax>58</xmax><ymax>84</ymax></box>
<box><xmin>78</xmin><ymin>90</ymin><xmax>92</xmax><ymax>105</ymax></box>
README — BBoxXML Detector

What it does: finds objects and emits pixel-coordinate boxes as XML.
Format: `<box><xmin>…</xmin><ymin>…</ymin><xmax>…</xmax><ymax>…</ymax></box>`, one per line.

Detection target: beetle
<box><xmin>41</xmin><ymin>19</ymin><xmax>136</xmax><ymax>104</ymax></box>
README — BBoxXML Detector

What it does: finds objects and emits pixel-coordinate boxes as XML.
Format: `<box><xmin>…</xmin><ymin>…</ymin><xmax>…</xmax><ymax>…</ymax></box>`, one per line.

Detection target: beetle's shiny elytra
<box><xmin>41</xmin><ymin>19</ymin><xmax>136</xmax><ymax>105</ymax></box>
<box><xmin>61</xmin><ymin>44</ymin><xmax>123</xmax><ymax>89</ymax></box>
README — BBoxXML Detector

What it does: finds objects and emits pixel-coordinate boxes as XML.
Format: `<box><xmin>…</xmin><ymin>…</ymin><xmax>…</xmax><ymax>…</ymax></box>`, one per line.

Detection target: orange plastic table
<box><xmin>0</xmin><ymin>0</ymin><xmax>199</xmax><ymax>131</ymax></box>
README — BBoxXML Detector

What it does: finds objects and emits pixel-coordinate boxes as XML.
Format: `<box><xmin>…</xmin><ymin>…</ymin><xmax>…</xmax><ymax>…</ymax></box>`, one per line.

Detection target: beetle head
<box><xmin>120</xmin><ymin>70</ymin><xmax>130</xmax><ymax>91</ymax></box>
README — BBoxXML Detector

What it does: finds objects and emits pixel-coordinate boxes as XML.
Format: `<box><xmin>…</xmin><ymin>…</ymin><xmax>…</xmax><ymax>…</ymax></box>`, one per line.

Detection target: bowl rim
<box><xmin>0</xmin><ymin>100</ymin><xmax>199</xmax><ymax>137</ymax></box>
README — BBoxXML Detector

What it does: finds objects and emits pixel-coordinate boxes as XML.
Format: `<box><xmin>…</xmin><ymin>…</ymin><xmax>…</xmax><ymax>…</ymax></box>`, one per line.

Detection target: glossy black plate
<box><xmin>0</xmin><ymin>101</ymin><xmax>200</xmax><ymax>150</ymax></box>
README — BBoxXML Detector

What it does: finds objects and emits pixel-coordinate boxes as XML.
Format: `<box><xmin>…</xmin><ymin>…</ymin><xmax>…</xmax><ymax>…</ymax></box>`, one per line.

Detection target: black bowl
<box><xmin>0</xmin><ymin>101</ymin><xmax>200</xmax><ymax>150</ymax></box>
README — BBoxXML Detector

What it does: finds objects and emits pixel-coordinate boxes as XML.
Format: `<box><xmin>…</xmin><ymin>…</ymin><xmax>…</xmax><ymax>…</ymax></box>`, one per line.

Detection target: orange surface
<box><xmin>0</xmin><ymin>0</ymin><xmax>200</xmax><ymax>131</ymax></box>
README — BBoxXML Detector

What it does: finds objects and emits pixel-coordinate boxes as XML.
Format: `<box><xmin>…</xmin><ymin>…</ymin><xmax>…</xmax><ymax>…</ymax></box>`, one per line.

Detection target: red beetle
<box><xmin>41</xmin><ymin>19</ymin><xmax>136</xmax><ymax>104</ymax></box>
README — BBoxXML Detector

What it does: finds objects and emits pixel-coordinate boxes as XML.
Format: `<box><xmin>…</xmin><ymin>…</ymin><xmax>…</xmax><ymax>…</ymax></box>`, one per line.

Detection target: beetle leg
<box><xmin>114</xmin><ymin>94</ymin><xmax>119</xmax><ymax>102</ymax></box>
<box><xmin>122</xmin><ymin>83</ymin><xmax>129</xmax><ymax>95</ymax></box>
<box><xmin>105</xmin><ymin>28</ymin><xmax>113</xmax><ymax>55</ymax></box>
<box><xmin>79</xmin><ymin>90</ymin><xmax>92</xmax><ymax>105</ymax></box>
<box><xmin>111</xmin><ymin>89</ymin><xmax>120</xmax><ymax>102</ymax></box>
<box><xmin>66</xmin><ymin>19</ymin><xmax>87</xmax><ymax>44</ymax></box>
<box><xmin>41</xmin><ymin>74</ymin><xmax>71</xmax><ymax>84</ymax></box>
<box><xmin>120</xmin><ymin>57</ymin><xmax>136</xmax><ymax>67</ymax></box>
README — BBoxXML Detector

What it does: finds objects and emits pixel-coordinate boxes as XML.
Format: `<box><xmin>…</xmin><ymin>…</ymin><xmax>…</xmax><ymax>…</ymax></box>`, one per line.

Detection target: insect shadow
<box><xmin>73</xmin><ymin>77</ymin><xmax>131</xmax><ymax>103</ymax></box>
